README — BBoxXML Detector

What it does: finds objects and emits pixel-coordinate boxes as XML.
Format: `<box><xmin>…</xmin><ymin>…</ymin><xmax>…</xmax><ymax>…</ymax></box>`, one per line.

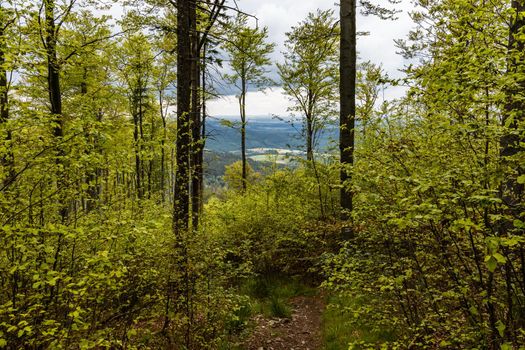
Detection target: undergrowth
<box><xmin>322</xmin><ymin>295</ymin><xmax>397</xmax><ymax>350</ymax></box>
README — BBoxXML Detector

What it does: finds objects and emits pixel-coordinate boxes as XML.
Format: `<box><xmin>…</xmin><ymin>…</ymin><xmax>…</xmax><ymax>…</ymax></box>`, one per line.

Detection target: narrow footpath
<box><xmin>244</xmin><ymin>295</ymin><xmax>325</xmax><ymax>350</ymax></box>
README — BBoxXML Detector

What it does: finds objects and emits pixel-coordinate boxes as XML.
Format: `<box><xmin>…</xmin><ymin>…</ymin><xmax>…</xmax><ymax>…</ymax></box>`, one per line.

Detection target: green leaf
<box><xmin>517</xmin><ymin>175</ymin><xmax>525</xmax><ymax>184</ymax></box>
<box><xmin>485</xmin><ymin>255</ymin><xmax>497</xmax><ymax>272</ymax></box>
<box><xmin>469</xmin><ymin>306</ymin><xmax>479</xmax><ymax>316</ymax></box>
<box><xmin>496</xmin><ymin>320</ymin><xmax>506</xmax><ymax>337</ymax></box>
<box><xmin>493</xmin><ymin>253</ymin><xmax>506</xmax><ymax>264</ymax></box>
<box><xmin>514</xmin><ymin>220</ymin><xmax>525</xmax><ymax>229</ymax></box>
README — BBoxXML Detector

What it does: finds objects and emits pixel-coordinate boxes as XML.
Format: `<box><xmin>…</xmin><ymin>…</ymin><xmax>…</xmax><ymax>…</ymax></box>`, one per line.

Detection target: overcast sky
<box><xmin>206</xmin><ymin>0</ymin><xmax>415</xmax><ymax>117</ymax></box>
<box><xmin>110</xmin><ymin>0</ymin><xmax>416</xmax><ymax>118</ymax></box>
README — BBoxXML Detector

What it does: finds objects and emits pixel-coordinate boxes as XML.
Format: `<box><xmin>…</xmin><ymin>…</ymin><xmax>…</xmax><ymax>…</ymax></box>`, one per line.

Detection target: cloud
<box><xmin>108</xmin><ymin>0</ymin><xmax>415</xmax><ymax>116</ymax></box>
<box><xmin>207</xmin><ymin>87</ymin><xmax>293</xmax><ymax>118</ymax></box>
<box><xmin>209</xmin><ymin>0</ymin><xmax>415</xmax><ymax>116</ymax></box>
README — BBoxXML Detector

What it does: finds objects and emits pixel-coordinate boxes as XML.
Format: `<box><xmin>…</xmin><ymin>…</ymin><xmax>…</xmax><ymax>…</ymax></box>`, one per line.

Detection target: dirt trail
<box><xmin>244</xmin><ymin>295</ymin><xmax>325</xmax><ymax>350</ymax></box>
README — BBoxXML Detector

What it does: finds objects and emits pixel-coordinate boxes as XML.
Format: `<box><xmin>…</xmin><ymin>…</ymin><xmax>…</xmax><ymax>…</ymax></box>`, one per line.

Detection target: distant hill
<box><xmin>204</xmin><ymin>117</ymin><xmax>337</xmax><ymax>154</ymax></box>
<box><xmin>202</xmin><ymin>117</ymin><xmax>338</xmax><ymax>187</ymax></box>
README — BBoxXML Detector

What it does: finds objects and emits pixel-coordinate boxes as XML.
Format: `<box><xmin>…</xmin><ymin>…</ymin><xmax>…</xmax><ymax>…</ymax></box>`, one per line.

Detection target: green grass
<box><xmin>322</xmin><ymin>295</ymin><xmax>397</xmax><ymax>350</ymax></box>
<box><xmin>268</xmin><ymin>295</ymin><xmax>291</xmax><ymax>318</ymax></box>
<box><xmin>240</xmin><ymin>275</ymin><xmax>316</xmax><ymax>319</ymax></box>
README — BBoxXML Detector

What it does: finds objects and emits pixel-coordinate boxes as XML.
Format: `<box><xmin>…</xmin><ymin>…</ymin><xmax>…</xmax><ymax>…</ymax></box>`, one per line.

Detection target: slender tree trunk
<box><xmin>240</xmin><ymin>75</ymin><xmax>247</xmax><ymax>192</ymax></box>
<box><xmin>147</xmin><ymin>116</ymin><xmax>154</xmax><ymax>199</ymax></box>
<box><xmin>43</xmin><ymin>0</ymin><xmax>68</xmax><ymax>315</ymax></box>
<box><xmin>81</xmin><ymin>69</ymin><xmax>101</xmax><ymax>212</ymax></box>
<box><xmin>191</xmin><ymin>23</ymin><xmax>202</xmax><ymax>229</ymax></box>
<box><xmin>339</xmin><ymin>0</ymin><xmax>356</xmax><ymax>226</ymax></box>
<box><xmin>306</xmin><ymin>114</ymin><xmax>314</xmax><ymax>162</ymax></box>
<box><xmin>139</xmin><ymin>82</ymin><xmax>146</xmax><ymax>199</ymax></box>
<box><xmin>199</xmin><ymin>41</ymin><xmax>207</xmax><ymax>215</ymax></box>
<box><xmin>160</xmin><ymin>90</ymin><xmax>167</xmax><ymax>203</ymax></box>
<box><xmin>174</xmin><ymin>0</ymin><xmax>191</xmax><ymax>233</ymax></box>
<box><xmin>132</xmin><ymin>88</ymin><xmax>143</xmax><ymax>200</ymax></box>
<box><xmin>0</xmin><ymin>12</ymin><xmax>13</xmax><ymax>188</ymax></box>
<box><xmin>306</xmin><ymin>89</ymin><xmax>315</xmax><ymax>162</ymax></box>
<box><xmin>45</xmin><ymin>0</ymin><xmax>68</xmax><ymax>224</ymax></box>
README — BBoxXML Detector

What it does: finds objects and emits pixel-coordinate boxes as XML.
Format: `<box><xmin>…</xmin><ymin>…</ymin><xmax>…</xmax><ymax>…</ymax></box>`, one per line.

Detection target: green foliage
<box><xmin>324</xmin><ymin>0</ymin><xmax>525</xmax><ymax>347</ymax></box>
<box><xmin>322</xmin><ymin>295</ymin><xmax>396</xmax><ymax>350</ymax></box>
<box><xmin>268</xmin><ymin>295</ymin><xmax>292</xmax><ymax>319</ymax></box>
<box><xmin>278</xmin><ymin>9</ymin><xmax>339</xmax><ymax>158</ymax></box>
<box><xmin>222</xmin><ymin>14</ymin><xmax>275</xmax><ymax>91</ymax></box>
<box><xmin>223</xmin><ymin>160</ymin><xmax>260</xmax><ymax>191</ymax></box>
<box><xmin>0</xmin><ymin>3</ymin><xmax>245</xmax><ymax>348</ymax></box>
<box><xmin>1</xmin><ymin>0</ymin><xmax>525</xmax><ymax>348</ymax></box>
<box><xmin>206</xmin><ymin>164</ymin><xmax>338</xmax><ymax>276</ymax></box>
<box><xmin>238</xmin><ymin>275</ymin><xmax>316</xmax><ymax>321</ymax></box>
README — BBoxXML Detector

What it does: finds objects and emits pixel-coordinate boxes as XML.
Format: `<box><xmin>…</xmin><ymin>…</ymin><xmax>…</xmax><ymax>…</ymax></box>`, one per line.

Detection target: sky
<box><xmin>110</xmin><ymin>0</ymin><xmax>416</xmax><ymax>118</ymax></box>
<box><xmin>207</xmin><ymin>0</ymin><xmax>415</xmax><ymax>117</ymax></box>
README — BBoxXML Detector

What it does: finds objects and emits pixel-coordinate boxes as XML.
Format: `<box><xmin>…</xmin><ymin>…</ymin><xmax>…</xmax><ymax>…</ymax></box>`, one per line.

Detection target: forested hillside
<box><xmin>0</xmin><ymin>0</ymin><xmax>524</xmax><ymax>349</ymax></box>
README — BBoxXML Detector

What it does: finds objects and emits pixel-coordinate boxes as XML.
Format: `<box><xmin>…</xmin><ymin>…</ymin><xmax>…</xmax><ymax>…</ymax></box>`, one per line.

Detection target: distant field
<box><xmin>248</xmin><ymin>154</ymin><xmax>295</xmax><ymax>165</ymax></box>
<box><xmin>205</xmin><ymin>117</ymin><xmax>337</xmax><ymax>153</ymax></box>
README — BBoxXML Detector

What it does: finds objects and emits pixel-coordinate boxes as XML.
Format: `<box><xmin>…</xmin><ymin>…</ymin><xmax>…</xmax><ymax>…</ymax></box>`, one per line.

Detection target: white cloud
<box><xmin>107</xmin><ymin>0</ymin><xmax>415</xmax><ymax>116</ymax></box>
<box><xmin>209</xmin><ymin>0</ymin><xmax>415</xmax><ymax>116</ymax></box>
<box><xmin>207</xmin><ymin>88</ymin><xmax>293</xmax><ymax>118</ymax></box>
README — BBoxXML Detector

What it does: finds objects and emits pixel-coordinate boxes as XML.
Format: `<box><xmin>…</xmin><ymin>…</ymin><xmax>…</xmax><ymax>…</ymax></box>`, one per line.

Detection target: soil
<box><xmin>243</xmin><ymin>295</ymin><xmax>325</xmax><ymax>350</ymax></box>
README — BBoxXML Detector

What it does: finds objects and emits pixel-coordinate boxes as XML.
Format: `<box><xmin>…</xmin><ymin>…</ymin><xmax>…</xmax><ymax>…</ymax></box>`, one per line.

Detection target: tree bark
<box><xmin>339</xmin><ymin>0</ymin><xmax>356</xmax><ymax>225</ymax></box>
<box><xmin>132</xmin><ymin>86</ymin><xmax>144</xmax><ymax>200</ymax></box>
<box><xmin>498</xmin><ymin>2</ymin><xmax>525</xmax><ymax>345</ymax></box>
<box><xmin>160</xmin><ymin>90</ymin><xmax>167</xmax><ymax>203</ymax></box>
<box><xmin>44</xmin><ymin>0</ymin><xmax>68</xmax><ymax>223</ymax></box>
<box><xmin>501</xmin><ymin>0</ymin><xmax>525</xmax><ymax>205</ymax></box>
<box><xmin>199</xmin><ymin>41</ymin><xmax>207</xmax><ymax>215</ymax></box>
<box><xmin>191</xmin><ymin>10</ymin><xmax>202</xmax><ymax>229</ymax></box>
<box><xmin>0</xmin><ymin>9</ymin><xmax>13</xmax><ymax>188</ymax></box>
<box><xmin>174</xmin><ymin>0</ymin><xmax>192</xmax><ymax>233</ymax></box>
<box><xmin>240</xmin><ymin>74</ymin><xmax>247</xmax><ymax>192</ymax></box>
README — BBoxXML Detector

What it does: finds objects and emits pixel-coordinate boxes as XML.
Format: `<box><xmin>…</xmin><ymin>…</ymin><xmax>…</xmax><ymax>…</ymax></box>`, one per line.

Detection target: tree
<box><xmin>174</xmin><ymin>0</ymin><xmax>192</xmax><ymax>233</ymax></box>
<box><xmin>223</xmin><ymin>160</ymin><xmax>259</xmax><ymax>191</ymax></box>
<box><xmin>0</xmin><ymin>3</ymin><xmax>14</xmax><ymax>189</ymax></box>
<box><xmin>339</xmin><ymin>0</ymin><xmax>357</xmax><ymax>225</ymax></box>
<box><xmin>116</xmin><ymin>34</ymin><xmax>155</xmax><ymax>201</ymax></box>
<box><xmin>501</xmin><ymin>0</ymin><xmax>525</xmax><ymax>224</ymax></box>
<box><xmin>223</xmin><ymin>14</ymin><xmax>274</xmax><ymax>192</ymax></box>
<box><xmin>153</xmin><ymin>36</ymin><xmax>177</xmax><ymax>203</ymax></box>
<box><xmin>278</xmin><ymin>10</ymin><xmax>338</xmax><ymax>162</ymax></box>
<box><xmin>356</xmin><ymin>61</ymin><xmax>384</xmax><ymax>135</ymax></box>
<box><xmin>339</xmin><ymin>0</ymin><xmax>398</xmax><ymax>227</ymax></box>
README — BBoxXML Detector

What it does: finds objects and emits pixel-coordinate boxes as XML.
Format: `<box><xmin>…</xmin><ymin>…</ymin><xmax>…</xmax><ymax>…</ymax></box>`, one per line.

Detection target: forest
<box><xmin>0</xmin><ymin>0</ymin><xmax>524</xmax><ymax>349</ymax></box>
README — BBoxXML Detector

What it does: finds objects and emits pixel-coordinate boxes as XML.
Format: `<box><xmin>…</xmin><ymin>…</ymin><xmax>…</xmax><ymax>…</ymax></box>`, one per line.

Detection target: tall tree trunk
<box><xmin>0</xmin><ymin>9</ymin><xmax>13</xmax><ymax>188</ymax></box>
<box><xmin>240</xmin><ymin>75</ymin><xmax>247</xmax><ymax>192</ymax></box>
<box><xmin>160</xmin><ymin>90</ymin><xmax>167</xmax><ymax>203</ymax></box>
<box><xmin>132</xmin><ymin>87</ymin><xmax>143</xmax><ymax>200</ymax></box>
<box><xmin>174</xmin><ymin>0</ymin><xmax>191</xmax><ymax>233</ymax></box>
<box><xmin>501</xmin><ymin>0</ymin><xmax>525</xmax><ymax>205</ymax></box>
<box><xmin>82</xmin><ymin>69</ymin><xmax>101</xmax><ymax>212</ymax></box>
<box><xmin>45</xmin><ymin>0</ymin><xmax>68</xmax><ymax>224</ymax></box>
<box><xmin>498</xmin><ymin>2</ymin><xmax>525</xmax><ymax>346</ymax></box>
<box><xmin>339</xmin><ymin>0</ymin><xmax>356</xmax><ymax>227</ymax></box>
<box><xmin>191</xmin><ymin>13</ymin><xmax>202</xmax><ymax>229</ymax></box>
<box><xmin>199</xmin><ymin>41</ymin><xmax>207</xmax><ymax>215</ymax></box>
<box><xmin>139</xmin><ymin>81</ymin><xmax>145</xmax><ymax>199</ymax></box>
<box><xmin>147</xmin><ymin>115</ymin><xmax>154</xmax><ymax>199</ymax></box>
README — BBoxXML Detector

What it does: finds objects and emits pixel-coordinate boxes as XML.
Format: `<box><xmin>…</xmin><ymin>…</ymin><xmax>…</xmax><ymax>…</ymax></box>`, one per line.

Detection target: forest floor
<box><xmin>243</xmin><ymin>294</ymin><xmax>325</xmax><ymax>350</ymax></box>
